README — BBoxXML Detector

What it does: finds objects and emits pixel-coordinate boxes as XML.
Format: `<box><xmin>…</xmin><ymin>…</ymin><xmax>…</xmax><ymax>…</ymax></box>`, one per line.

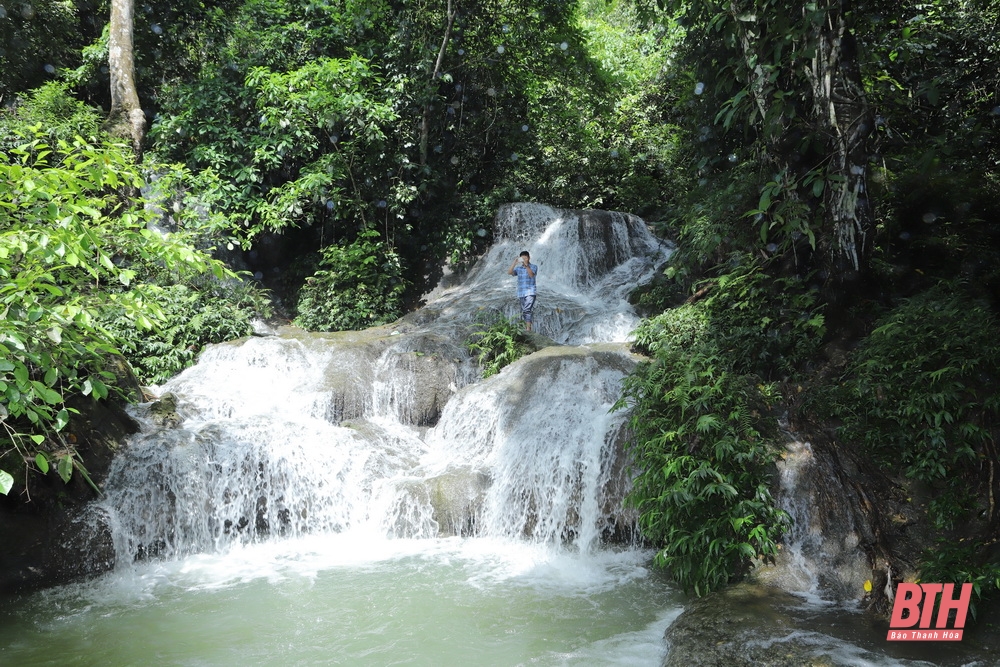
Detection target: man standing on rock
<box><xmin>508</xmin><ymin>250</ymin><xmax>537</xmax><ymax>332</ymax></box>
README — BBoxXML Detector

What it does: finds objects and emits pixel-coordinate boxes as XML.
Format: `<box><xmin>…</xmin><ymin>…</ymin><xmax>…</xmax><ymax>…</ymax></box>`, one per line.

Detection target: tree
<box><xmin>106</xmin><ymin>0</ymin><xmax>146</xmax><ymax>155</ymax></box>
<box><xmin>663</xmin><ymin>0</ymin><xmax>875</xmax><ymax>291</ymax></box>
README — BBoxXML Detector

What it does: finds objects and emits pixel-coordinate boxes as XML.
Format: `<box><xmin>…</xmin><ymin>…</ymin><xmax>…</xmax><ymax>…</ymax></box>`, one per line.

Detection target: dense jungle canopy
<box><xmin>2</xmin><ymin>0</ymin><xmax>999</xmax><ymax>600</ymax></box>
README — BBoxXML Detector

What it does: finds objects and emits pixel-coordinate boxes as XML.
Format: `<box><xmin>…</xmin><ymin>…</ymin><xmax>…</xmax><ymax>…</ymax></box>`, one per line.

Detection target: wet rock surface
<box><xmin>0</xmin><ymin>395</ymin><xmax>137</xmax><ymax>593</ymax></box>
<box><xmin>663</xmin><ymin>584</ymin><xmax>839</xmax><ymax>667</ymax></box>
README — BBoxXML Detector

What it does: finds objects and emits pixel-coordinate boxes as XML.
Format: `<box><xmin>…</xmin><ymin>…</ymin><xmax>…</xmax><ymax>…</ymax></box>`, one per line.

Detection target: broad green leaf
<box><xmin>55</xmin><ymin>408</ymin><xmax>70</xmax><ymax>430</ymax></box>
<box><xmin>0</xmin><ymin>470</ymin><xmax>13</xmax><ymax>495</ymax></box>
<box><xmin>35</xmin><ymin>453</ymin><xmax>50</xmax><ymax>474</ymax></box>
<box><xmin>57</xmin><ymin>455</ymin><xmax>74</xmax><ymax>483</ymax></box>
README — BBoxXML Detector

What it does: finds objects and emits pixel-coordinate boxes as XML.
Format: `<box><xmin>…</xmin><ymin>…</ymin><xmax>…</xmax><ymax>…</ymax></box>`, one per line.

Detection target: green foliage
<box><xmin>294</xmin><ymin>229</ymin><xmax>407</xmax><ymax>332</ymax></box>
<box><xmin>0</xmin><ymin>0</ymin><xmax>81</xmax><ymax>98</ymax></box>
<box><xmin>98</xmin><ymin>283</ymin><xmax>267</xmax><ymax>385</ymax></box>
<box><xmin>0</xmin><ymin>131</ymin><xmax>234</xmax><ymax>495</ymax></box>
<box><xmin>619</xmin><ymin>265</ymin><xmax>811</xmax><ymax>594</ymax></box>
<box><xmin>836</xmin><ymin>284</ymin><xmax>1000</xmax><ymax>529</ymax></box>
<box><xmin>141</xmin><ymin>0</ymin><xmax>686</xmax><ymax>303</ymax></box>
<box><xmin>0</xmin><ymin>82</ymin><xmax>105</xmax><ymax>150</ymax></box>
<box><xmin>466</xmin><ymin>314</ymin><xmax>531</xmax><ymax>378</ymax></box>
<box><xmin>617</xmin><ymin>328</ymin><xmax>788</xmax><ymax>595</ymax></box>
<box><xmin>634</xmin><ymin>262</ymin><xmax>826</xmax><ymax>379</ymax></box>
<box><xmin>918</xmin><ymin>541</ymin><xmax>1000</xmax><ymax>622</ymax></box>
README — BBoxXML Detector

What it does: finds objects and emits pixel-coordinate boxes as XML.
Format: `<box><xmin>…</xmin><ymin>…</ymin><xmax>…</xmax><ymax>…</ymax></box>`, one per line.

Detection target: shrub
<box><xmin>0</xmin><ymin>82</ymin><xmax>104</xmax><ymax>150</ymax></box>
<box><xmin>465</xmin><ymin>314</ymin><xmax>531</xmax><ymax>378</ymax></box>
<box><xmin>294</xmin><ymin>229</ymin><xmax>407</xmax><ymax>332</ymax></box>
<box><xmin>98</xmin><ymin>282</ymin><xmax>268</xmax><ymax>385</ymax></box>
<box><xmin>618</xmin><ymin>265</ymin><xmax>805</xmax><ymax>595</ymax></box>
<box><xmin>836</xmin><ymin>283</ymin><xmax>1000</xmax><ymax>529</ymax></box>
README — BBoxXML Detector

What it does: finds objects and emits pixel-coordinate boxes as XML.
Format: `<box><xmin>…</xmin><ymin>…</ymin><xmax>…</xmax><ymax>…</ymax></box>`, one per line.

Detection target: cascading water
<box><xmin>0</xmin><ymin>203</ymin><xmax>685</xmax><ymax>666</ymax></box>
<box><xmin>95</xmin><ymin>203</ymin><xmax>671</xmax><ymax>562</ymax></box>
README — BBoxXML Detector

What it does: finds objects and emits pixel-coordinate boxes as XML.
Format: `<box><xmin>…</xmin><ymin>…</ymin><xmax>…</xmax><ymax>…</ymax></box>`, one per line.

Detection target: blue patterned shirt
<box><xmin>513</xmin><ymin>263</ymin><xmax>537</xmax><ymax>297</ymax></box>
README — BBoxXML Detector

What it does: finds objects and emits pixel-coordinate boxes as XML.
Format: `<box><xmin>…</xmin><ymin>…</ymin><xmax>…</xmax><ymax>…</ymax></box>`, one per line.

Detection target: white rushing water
<box><xmin>0</xmin><ymin>203</ymin><xmax>686</xmax><ymax>666</ymax></box>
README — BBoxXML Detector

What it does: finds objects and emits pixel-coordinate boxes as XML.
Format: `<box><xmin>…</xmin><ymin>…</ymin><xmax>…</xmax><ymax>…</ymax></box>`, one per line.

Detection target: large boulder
<box><xmin>0</xmin><ymin>394</ymin><xmax>138</xmax><ymax>593</ymax></box>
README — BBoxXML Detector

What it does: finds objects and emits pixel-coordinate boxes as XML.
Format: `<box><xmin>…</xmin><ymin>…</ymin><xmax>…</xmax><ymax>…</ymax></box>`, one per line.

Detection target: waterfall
<box><xmin>755</xmin><ymin>434</ymin><xmax>873</xmax><ymax>602</ymax></box>
<box><xmin>421</xmin><ymin>202</ymin><xmax>671</xmax><ymax>344</ymax></box>
<box><xmin>96</xmin><ymin>203</ymin><xmax>671</xmax><ymax>565</ymax></box>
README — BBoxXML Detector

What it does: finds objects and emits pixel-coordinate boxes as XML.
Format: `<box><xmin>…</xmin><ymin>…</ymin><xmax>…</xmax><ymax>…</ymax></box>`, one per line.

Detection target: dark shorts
<box><xmin>519</xmin><ymin>295</ymin><xmax>536</xmax><ymax>322</ymax></box>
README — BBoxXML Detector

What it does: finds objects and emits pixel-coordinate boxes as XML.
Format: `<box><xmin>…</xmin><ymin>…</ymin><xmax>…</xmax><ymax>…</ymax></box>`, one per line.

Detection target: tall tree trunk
<box><xmin>420</xmin><ymin>0</ymin><xmax>456</xmax><ymax>166</ymax></box>
<box><xmin>804</xmin><ymin>0</ymin><xmax>874</xmax><ymax>288</ymax></box>
<box><xmin>106</xmin><ymin>0</ymin><xmax>145</xmax><ymax>159</ymax></box>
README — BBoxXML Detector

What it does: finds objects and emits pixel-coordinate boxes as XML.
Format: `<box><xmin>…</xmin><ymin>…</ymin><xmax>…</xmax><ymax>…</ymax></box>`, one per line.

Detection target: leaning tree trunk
<box><xmin>106</xmin><ymin>0</ymin><xmax>145</xmax><ymax>159</ymax></box>
<box><xmin>804</xmin><ymin>0</ymin><xmax>874</xmax><ymax>288</ymax></box>
<box><xmin>419</xmin><ymin>0</ymin><xmax>456</xmax><ymax>166</ymax></box>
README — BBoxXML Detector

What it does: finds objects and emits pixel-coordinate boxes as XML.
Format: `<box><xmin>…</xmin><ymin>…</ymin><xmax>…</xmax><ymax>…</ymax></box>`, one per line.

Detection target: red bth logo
<box><xmin>886</xmin><ymin>583</ymin><xmax>972</xmax><ymax>641</ymax></box>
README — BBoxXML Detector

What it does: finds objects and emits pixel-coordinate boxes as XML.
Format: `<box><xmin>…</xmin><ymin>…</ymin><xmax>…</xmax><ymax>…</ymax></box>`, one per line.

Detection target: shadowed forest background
<box><xmin>2</xmin><ymin>0</ymin><xmax>999</xmax><ymax>610</ymax></box>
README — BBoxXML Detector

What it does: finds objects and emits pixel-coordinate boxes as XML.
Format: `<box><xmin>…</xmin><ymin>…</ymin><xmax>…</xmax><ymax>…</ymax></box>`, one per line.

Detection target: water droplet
<box><xmin>560</xmin><ymin>42</ymin><xmax>568</xmax><ymax>50</ymax></box>
<box><xmin>477</xmin><ymin>228</ymin><xmax>487</xmax><ymax>237</ymax></box>
<box><xmin>457</xmin><ymin>48</ymin><xmax>465</xmax><ymax>56</ymax></box>
<box><xmin>43</xmin><ymin>64</ymin><xmax>55</xmax><ymax>74</ymax></box>
<box><xmin>326</xmin><ymin>200</ymin><xmax>335</xmax><ymax>210</ymax></box>
<box><xmin>377</xmin><ymin>200</ymin><xmax>387</xmax><ymax>208</ymax></box>
<box><xmin>728</xmin><ymin>153</ymin><xmax>737</xmax><ymax>163</ymax></box>
<box><xmin>694</xmin><ymin>82</ymin><xmax>705</xmax><ymax>95</ymax></box>
<box><xmin>151</xmin><ymin>23</ymin><xmax>163</xmax><ymax>35</ymax></box>
<box><xmin>329</xmin><ymin>134</ymin><xmax>338</xmax><ymax>143</ymax></box>
<box><xmin>521</xmin><ymin>124</ymin><xmax>529</xmax><ymax>132</ymax></box>
<box><xmin>497</xmin><ymin>45</ymin><xmax>505</xmax><ymax>54</ymax></box>
<box><xmin>454</xmin><ymin>84</ymin><xmax>462</xmax><ymax>92</ymax></box>
<box><xmin>922</xmin><ymin>212</ymin><xmax>937</xmax><ymax>223</ymax></box>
